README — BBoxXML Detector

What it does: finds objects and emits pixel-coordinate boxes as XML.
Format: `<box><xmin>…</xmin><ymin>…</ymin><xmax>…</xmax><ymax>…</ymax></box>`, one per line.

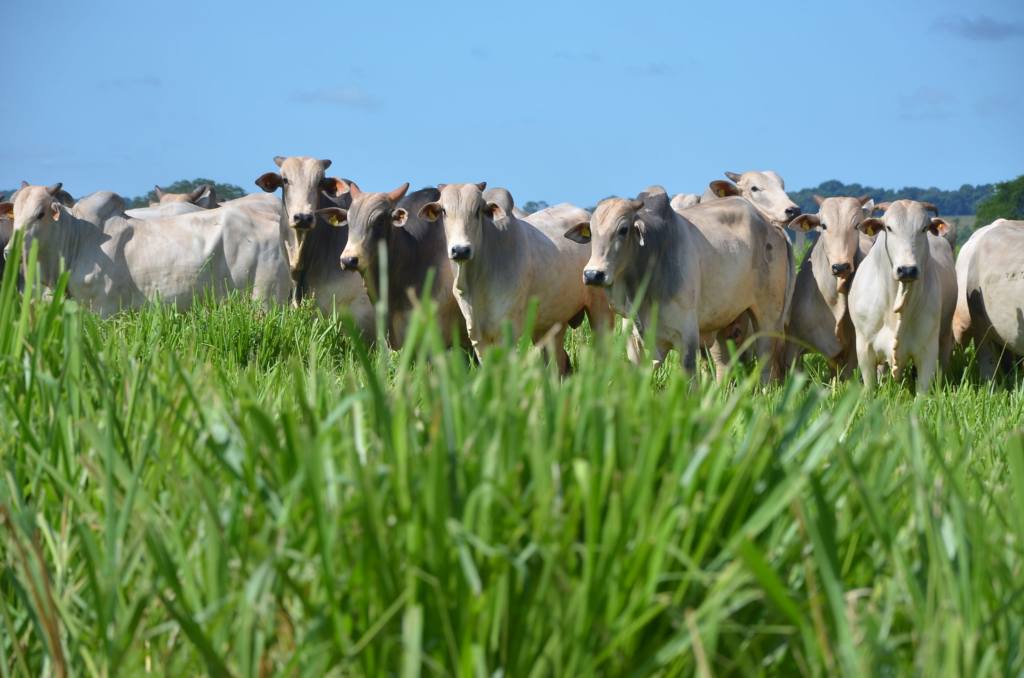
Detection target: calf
<box><xmin>785</xmin><ymin>195</ymin><xmax>875</xmax><ymax>377</ymax></box>
<box><xmin>848</xmin><ymin>201</ymin><xmax>956</xmax><ymax>391</ymax></box>
<box><xmin>953</xmin><ymin>219</ymin><xmax>1024</xmax><ymax>380</ymax></box>
<box><xmin>2</xmin><ymin>184</ymin><xmax>290</xmax><ymax>317</ymax></box>
<box><xmin>566</xmin><ymin>187</ymin><xmax>792</xmax><ymax>382</ymax></box>
<box><xmin>254</xmin><ymin>156</ymin><xmax>375</xmax><ymax>336</ymax></box>
<box><xmin>330</xmin><ymin>183</ymin><xmax>467</xmax><ymax>349</ymax></box>
<box><xmin>418</xmin><ymin>183</ymin><xmax>612</xmax><ymax>373</ymax></box>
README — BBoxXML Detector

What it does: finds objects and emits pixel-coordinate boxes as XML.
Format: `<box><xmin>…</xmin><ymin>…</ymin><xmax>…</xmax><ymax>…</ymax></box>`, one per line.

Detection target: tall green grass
<box><xmin>1</xmin><ymin>230</ymin><xmax>1022</xmax><ymax>677</ymax></box>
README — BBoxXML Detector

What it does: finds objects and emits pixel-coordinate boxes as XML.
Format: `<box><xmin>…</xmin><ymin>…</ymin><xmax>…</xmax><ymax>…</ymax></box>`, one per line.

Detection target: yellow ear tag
<box><xmin>581</xmin><ymin>226</ymin><xmax>591</xmax><ymax>238</ymax></box>
<box><xmin>718</xmin><ymin>189</ymin><xmax>726</xmax><ymax>197</ymax></box>
<box><xmin>329</xmin><ymin>216</ymin><xmax>340</xmax><ymax>226</ymax></box>
<box><xmin>6</xmin><ymin>211</ymin><xmax>12</xmax><ymax>219</ymax></box>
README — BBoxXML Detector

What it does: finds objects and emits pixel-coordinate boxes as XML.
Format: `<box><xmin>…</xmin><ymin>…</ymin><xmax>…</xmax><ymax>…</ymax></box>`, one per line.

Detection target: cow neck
<box><xmin>875</xmin><ymin>232</ymin><xmax>930</xmax><ymax>315</ymax></box>
<box><xmin>453</xmin><ymin>214</ymin><xmax>524</xmax><ymax>298</ymax></box>
<box><xmin>809</xmin><ymin>238</ymin><xmax>846</xmax><ymax>319</ymax></box>
<box><xmin>37</xmin><ymin>210</ymin><xmax>95</xmax><ymax>289</ymax></box>
<box><xmin>618</xmin><ymin>224</ymin><xmax>673</xmax><ymax>329</ymax></box>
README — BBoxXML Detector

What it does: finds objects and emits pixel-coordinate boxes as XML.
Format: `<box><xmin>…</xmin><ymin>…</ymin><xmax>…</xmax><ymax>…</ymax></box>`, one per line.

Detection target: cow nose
<box><xmin>450</xmin><ymin>245</ymin><xmax>472</xmax><ymax>261</ymax></box>
<box><xmin>831</xmin><ymin>263</ymin><xmax>852</xmax><ymax>277</ymax></box>
<box><xmin>340</xmin><ymin>256</ymin><xmax>359</xmax><ymax>270</ymax></box>
<box><xmin>293</xmin><ymin>213</ymin><xmax>314</xmax><ymax>228</ymax></box>
<box><xmin>583</xmin><ymin>269</ymin><xmax>607</xmax><ymax>286</ymax></box>
<box><xmin>785</xmin><ymin>206</ymin><xmax>801</xmax><ymax>219</ymax></box>
<box><xmin>896</xmin><ymin>265</ymin><xmax>919</xmax><ymax>282</ymax></box>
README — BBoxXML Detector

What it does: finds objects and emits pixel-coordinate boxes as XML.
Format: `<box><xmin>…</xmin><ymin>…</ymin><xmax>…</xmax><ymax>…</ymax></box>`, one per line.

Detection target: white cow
<box><xmin>953</xmin><ymin>219</ymin><xmax>1024</xmax><ymax>380</ymax></box>
<box><xmin>126</xmin><ymin>193</ymin><xmax>283</xmax><ymax>220</ymax></box>
<box><xmin>785</xmin><ymin>195</ymin><xmax>875</xmax><ymax>376</ymax></box>
<box><xmin>418</xmin><ymin>182</ymin><xmax>613</xmax><ymax>373</ymax></box>
<box><xmin>2</xmin><ymin>184</ymin><xmax>291</xmax><ymax>317</ymax></box>
<box><xmin>848</xmin><ymin>200</ymin><xmax>957</xmax><ymax>392</ymax></box>
<box><xmin>254</xmin><ymin>156</ymin><xmax>375</xmax><ymax>337</ymax></box>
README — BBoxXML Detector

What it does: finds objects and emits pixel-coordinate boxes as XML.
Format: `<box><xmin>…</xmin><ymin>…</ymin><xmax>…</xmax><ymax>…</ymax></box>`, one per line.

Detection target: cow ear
<box><xmin>316</xmin><ymin>207</ymin><xmax>348</xmax><ymax>227</ymax></box>
<box><xmin>255</xmin><ymin>172</ymin><xmax>283</xmax><ymax>193</ymax></box>
<box><xmin>709</xmin><ymin>180</ymin><xmax>741</xmax><ymax>198</ymax></box>
<box><xmin>928</xmin><ymin>218</ymin><xmax>951</xmax><ymax>236</ymax></box>
<box><xmin>790</xmin><ymin>214</ymin><xmax>820</xmax><ymax>231</ymax></box>
<box><xmin>564</xmin><ymin>222</ymin><xmax>592</xmax><ymax>244</ymax></box>
<box><xmin>634</xmin><ymin>218</ymin><xmax>647</xmax><ymax>246</ymax></box>
<box><xmin>0</xmin><ymin>202</ymin><xmax>13</xmax><ymax>219</ymax></box>
<box><xmin>419</xmin><ymin>202</ymin><xmax>442</xmax><ymax>222</ymax></box>
<box><xmin>392</xmin><ymin>208</ymin><xmax>409</xmax><ymax>227</ymax></box>
<box><xmin>51</xmin><ymin>202</ymin><xmax>64</xmax><ymax>221</ymax></box>
<box><xmin>860</xmin><ymin>199</ymin><xmax>874</xmax><ymax>217</ymax></box>
<box><xmin>859</xmin><ymin>218</ymin><xmax>884</xmax><ymax>236</ymax></box>
<box><xmin>437</xmin><ymin>183</ymin><xmax>447</xmax><ymax>192</ymax></box>
<box><xmin>483</xmin><ymin>201</ymin><xmax>506</xmax><ymax>220</ymax></box>
<box><xmin>812</xmin><ymin>194</ymin><xmax>827</xmax><ymax>207</ymax></box>
<box><xmin>320</xmin><ymin>177</ymin><xmax>350</xmax><ymax>197</ymax></box>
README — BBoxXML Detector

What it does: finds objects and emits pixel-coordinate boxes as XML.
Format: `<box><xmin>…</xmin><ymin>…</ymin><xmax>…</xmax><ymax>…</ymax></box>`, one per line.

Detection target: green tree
<box><xmin>976</xmin><ymin>175</ymin><xmax>1024</xmax><ymax>227</ymax></box>
<box><xmin>127</xmin><ymin>178</ymin><xmax>247</xmax><ymax>209</ymax></box>
<box><xmin>522</xmin><ymin>200</ymin><xmax>549</xmax><ymax>214</ymax></box>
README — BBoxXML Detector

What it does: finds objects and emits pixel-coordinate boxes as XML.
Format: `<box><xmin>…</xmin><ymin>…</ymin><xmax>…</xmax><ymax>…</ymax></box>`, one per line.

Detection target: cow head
<box><xmin>564</xmin><ymin>197</ymin><xmax>645</xmax><ymax>287</ymax></box>
<box><xmin>2</xmin><ymin>183</ymin><xmax>64</xmax><ymax>262</ymax></box>
<box><xmin>418</xmin><ymin>182</ymin><xmax>492</xmax><ymax>262</ymax></box>
<box><xmin>859</xmin><ymin>200</ymin><xmax>949</xmax><ymax>283</ymax></box>
<box><xmin>254</xmin><ymin>156</ymin><xmax>347</xmax><ymax>275</ymax></box>
<box><xmin>709</xmin><ymin>171</ymin><xmax>801</xmax><ymax>227</ymax></box>
<box><xmin>790</xmin><ymin>195</ymin><xmax>873</xmax><ymax>282</ymax></box>
<box><xmin>155</xmin><ymin>184</ymin><xmax>210</xmax><ymax>206</ymax></box>
<box><xmin>332</xmin><ymin>182</ymin><xmax>410</xmax><ymax>272</ymax></box>
<box><xmin>671</xmin><ymin>193</ymin><xmax>700</xmax><ymax>211</ymax></box>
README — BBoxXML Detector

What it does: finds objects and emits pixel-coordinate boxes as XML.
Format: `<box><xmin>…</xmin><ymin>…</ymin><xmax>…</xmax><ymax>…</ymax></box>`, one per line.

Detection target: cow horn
<box><xmin>321</xmin><ymin>159</ymin><xmax>332</xmax><ymax>170</ymax></box>
<box><xmin>921</xmin><ymin>202</ymin><xmax>939</xmax><ymax>217</ymax></box>
<box><xmin>348</xmin><ymin>181</ymin><xmax>361</xmax><ymax>197</ymax></box>
<box><xmin>871</xmin><ymin>202</ymin><xmax>892</xmax><ymax>216</ymax></box>
<box><xmin>476</xmin><ymin>181</ymin><xmax>488</xmax><ymax>192</ymax></box>
<box><xmin>812</xmin><ymin>194</ymin><xmax>827</xmax><ymax>206</ymax></box>
<box><xmin>45</xmin><ymin>183</ymin><xmax>63</xmax><ymax>196</ymax></box>
<box><xmin>189</xmin><ymin>184</ymin><xmax>211</xmax><ymax>202</ymax></box>
<box><xmin>21</xmin><ymin>181</ymin><xmax>29</xmax><ymax>189</ymax></box>
<box><xmin>273</xmin><ymin>156</ymin><xmax>286</xmax><ymax>167</ymax></box>
<box><xmin>155</xmin><ymin>185</ymin><xmax>167</xmax><ymax>199</ymax></box>
<box><xmin>724</xmin><ymin>171</ymin><xmax>742</xmax><ymax>183</ymax></box>
<box><xmin>629</xmin><ymin>199</ymin><xmax>645</xmax><ymax>212</ymax></box>
<box><xmin>388</xmin><ymin>183</ymin><xmax>410</xmax><ymax>205</ymax></box>
<box><xmin>857</xmin><ymin>195</ymin><xmax>873</xmax><ymax>206</ymax></box>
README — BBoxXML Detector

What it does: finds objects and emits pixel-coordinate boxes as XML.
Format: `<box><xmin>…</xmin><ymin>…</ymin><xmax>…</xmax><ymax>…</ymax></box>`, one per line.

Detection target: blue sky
<box><xmin>3</xmin><ymin>0</ymin><xmax>1022</xmax><ymax>207</ymax></box>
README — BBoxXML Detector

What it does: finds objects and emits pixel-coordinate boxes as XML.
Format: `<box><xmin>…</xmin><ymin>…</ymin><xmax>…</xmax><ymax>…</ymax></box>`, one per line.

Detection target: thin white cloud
<box><xmin>899</xmin><ymin>86</ymin><xmax>956</xmax><ymax>121</ymax></box>
<box><xmin>975</xmin><ymin>95</ymin><xmax>1018</xmax><ymax>116</ymax></box>
<box><xmin>290</xmin><ymin>86</ymin><xmax>382</xmax><ymax>111</ymax></box>
<box><xmin>932</xmin><ymin>15</ymin><xmax>1024</xmax><ymax>41</ymax></box>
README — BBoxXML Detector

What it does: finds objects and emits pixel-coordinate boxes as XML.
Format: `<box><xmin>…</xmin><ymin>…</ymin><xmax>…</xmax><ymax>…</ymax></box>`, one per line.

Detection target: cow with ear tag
<box><xmin>566</xmin><ymin>186</ymin><xmax>792</xmax><ymax>382</ymax></box>
<box><xmin>254</xmin><ymin>156</ymin><xmax>375</xmax><ymax>338</ymax></box>
<box><xmin>784</xmin><ymin>195</ymin><xmax>876</xmax><ymax>377</ymax></box>
<box><xmin>848</xmin><ymin>200</ymin><xmax>957</xmax><ymax>392</ymax></box>
<box><xmin>328</xmin><ymin>182</ymin><xmax>468</xmax><ymax>349</ymax></box>
<box><xmin>1</xmin><ymin>184</ymin><xmax>76</xmax><ymax>291</ymax></box>
<box><xmin>417</xmin><ymin>182</ymin><xmax>611</xmax><ymax>374</ymax></box>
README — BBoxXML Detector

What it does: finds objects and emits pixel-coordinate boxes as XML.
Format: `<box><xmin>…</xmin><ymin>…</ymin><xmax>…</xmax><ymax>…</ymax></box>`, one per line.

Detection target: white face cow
<box><xmin>709</xmin><ymin>171</ymin><xmax>801</xmax><ymax>227</ymax></box>
<box><xmin>1</xmin><ymin>183</ymin><xmax>64</xmax><ymax>262</ymax></box>
<box><xmin>254</xmin><ymin>156</ymin><xmax>346</xmax><ymax>275</ymax></box>
<box><xmin>565</xmin><ymin>198</ymin><xmax>646</xmax><ymax>288</ymax></box>
<box><xmin>859</xmin><ymin>201</ymin><xmax>950</xmax><ymax>283</ymax></box>
<box><xmin>418</xmin><ymin>182</ymin><xmax>494</xmax><ymax>262</ymax></box>
<box><xmin>790</xmin><ymin>195</ymin><xmax>873</xmax><ymax>279</ymax></box>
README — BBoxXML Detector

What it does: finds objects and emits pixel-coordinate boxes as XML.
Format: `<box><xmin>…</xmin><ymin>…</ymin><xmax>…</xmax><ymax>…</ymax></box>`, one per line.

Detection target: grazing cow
<box><xmin>254</xmin><ymin>156</ymin><xmax>375</xmax><ymax>336</ymax></box>
<box><xmin>417</xmin><ymin>182</ymin><xmax>612</xmax><ymax>373</ymax></box>
<box><xmin>848</xmin><ymin>201</ymin><xmax>957</xmax><ymax>392</ymax></box>
<box><xmin>670</xmin><ymin>193</ymin><xmax>700</xmax><ymax>211</ymax></box>
<box><xmin>953</xmin><ymin>219</ymin><xmax>1024</xmax><ymax>380</ymax></box>
<box><xmin>566</xmin><ymin>187</ymin><xmax>793</xmax><ymax>382</ymax></box>
<box><xmin>1</xmin><ymin>184</ymin><xmax>291</xmax><ymax>317</ymax></box>
<box><xmin>330</xmin><ymin>183</ymin><xmax>467</xmax><ymax>349</ymax></box>
<box><xmin>785</xmin><ymin>195</ymin><xmax>875</xmax><ymax>376</ymax></box>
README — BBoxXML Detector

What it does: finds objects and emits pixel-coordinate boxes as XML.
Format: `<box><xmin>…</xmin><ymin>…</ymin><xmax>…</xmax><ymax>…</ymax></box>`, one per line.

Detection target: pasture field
<box><xmin>1</xmin><ymin>233</ymin><xmax>1024</xmax><ymax>677</ymax></box>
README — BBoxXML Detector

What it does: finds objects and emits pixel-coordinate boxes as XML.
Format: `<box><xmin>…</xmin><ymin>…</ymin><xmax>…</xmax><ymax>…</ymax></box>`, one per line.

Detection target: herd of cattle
<box><xmin>1</xmin><ymin>156</ymin><xmax>1021</xmax><ymax>391</ymax></box>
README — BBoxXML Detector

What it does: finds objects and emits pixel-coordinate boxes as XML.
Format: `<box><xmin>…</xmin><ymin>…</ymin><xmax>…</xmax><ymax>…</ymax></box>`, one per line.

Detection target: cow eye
<box><xmin>282</xmin><ymin>177</ymin><xmax>290</xmax><ymax>186</ymax></box>
<box><xmin>618</xmin><ymin>226</ymin><xmax>628</xmax><ymax>236</ymax></box>
<box><xmin>886</xmin><ymin>225</ymin><xmax>892</xmax><ymax>232</ymax></box>
<box><xmin>441</xmin><ymin>208</ymin><xmax>447</xmax><ymax>216</ymax></box>
<box><xmin>820</xmin><ymin>223</ymin><xmax>827</xmax><ymax>230</ymax></box>
<box><xmin>751</xmin><ymin>186</ymin><xmax>760</xmax><ymax>192</ymax></box>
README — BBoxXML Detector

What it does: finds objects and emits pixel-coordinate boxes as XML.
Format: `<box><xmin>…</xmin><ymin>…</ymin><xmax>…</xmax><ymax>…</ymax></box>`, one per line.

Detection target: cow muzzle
<box><xmin>831</xmin><ymin>262</ymin><xmax>853</xmax><ymax>278</ymax></box>
<box><xmin>449</xmin><ymin>244</ymin><xmax>472</xmax><ymax>261</ymax></box>
<box><xmin>292</xmin><ymin>213</ymin><xmax>314</xmax><ymax>229</ymax></box>
<box><xmin>340</xmin><ymin>255</ymin><xmax>360</xmax><ymax>271</ymax></box>
<box><xmin>583</xmin><ymin>269</ymin><xmax>608</xmax><ymax>286</ymax></box>
<box><xmin>895</xmin><ymin>265</ymin><xmax>919</xmax><ymax>282</ymax></box>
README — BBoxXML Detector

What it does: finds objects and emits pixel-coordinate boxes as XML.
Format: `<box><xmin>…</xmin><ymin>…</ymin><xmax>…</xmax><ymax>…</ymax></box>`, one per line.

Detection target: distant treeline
<box><xmin>789</xmin><ymin>180</ymin><xmax>992</xmax><ymax>217</ymax></box>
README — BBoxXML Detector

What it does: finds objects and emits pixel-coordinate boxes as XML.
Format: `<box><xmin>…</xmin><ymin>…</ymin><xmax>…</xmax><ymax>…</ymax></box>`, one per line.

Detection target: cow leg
<box><xmin>679</xmin><ymin>315</ymin><xmax>700</xmax><ymax>375</ymax></box>
<box><xmin>708</xmin><ymin>333</ymin><xmax>732</xmax><ymax>383</ymax></box>
<box><xmin>915</xmin><ymin>342</ymin><xmax>940</xmax><ymax>394</ymax></box>
<box><xmin>548</xmin><ymin>325</ymin><xmax>571</xmax><ymax>376</ymax></box>
<box><xmin>938</xmin><ymin>328</ymin><xmax>954</xmax><ymax>372</ymax></box>
<box><xmin>626</xmin><ymin>321</ymin><xmax>645</xmax><ymax>366</ymax></box>
<box><xmin>746</xmin><ymin>308</ymin><xmax>780</xmax><ymax>384</ymax></box>
<box><xmin>972</xmin><ymin>325</ymin><xmax>997</xmax><ymax>381</ymax></box>
<box><xmin>856</xmin><ymin>334</ymin><xmax>877</xmax><ymax>390</ymax></box>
